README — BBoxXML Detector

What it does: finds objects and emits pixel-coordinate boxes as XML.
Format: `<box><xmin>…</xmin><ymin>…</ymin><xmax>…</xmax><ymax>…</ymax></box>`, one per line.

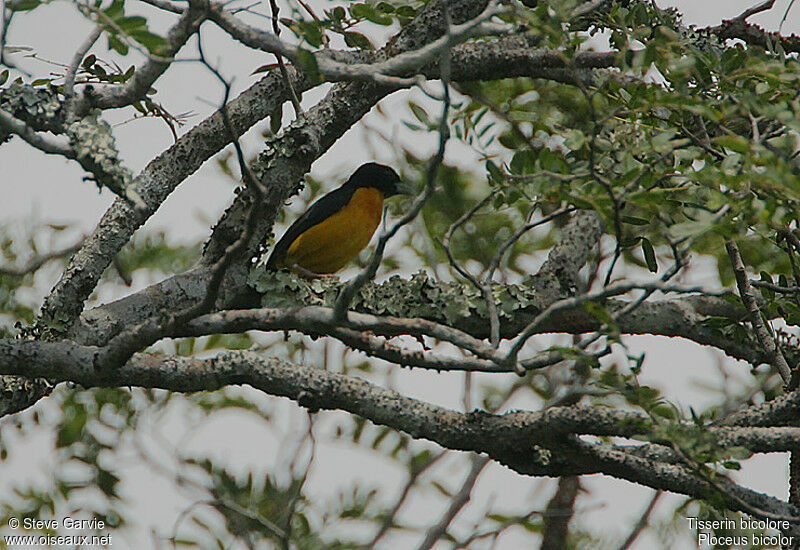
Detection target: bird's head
<box><xmin>348</xmin><ymin>162</ymin><xmax>415</xmax><ymax>197</ymax></box>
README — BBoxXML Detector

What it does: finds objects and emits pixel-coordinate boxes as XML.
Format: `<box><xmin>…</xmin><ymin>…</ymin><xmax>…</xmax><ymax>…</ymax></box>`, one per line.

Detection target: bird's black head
<box><xmin>347</xmin><ymin>162</ymin><xmax>415</xmax><ymax>197</ymax></box>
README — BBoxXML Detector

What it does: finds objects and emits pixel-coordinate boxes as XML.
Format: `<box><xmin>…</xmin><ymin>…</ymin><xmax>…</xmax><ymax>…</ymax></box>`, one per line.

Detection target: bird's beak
<box><xmin>394</xmin><ymin>181</ymin><xmax>416</xmax><ymax>196</ymax></box>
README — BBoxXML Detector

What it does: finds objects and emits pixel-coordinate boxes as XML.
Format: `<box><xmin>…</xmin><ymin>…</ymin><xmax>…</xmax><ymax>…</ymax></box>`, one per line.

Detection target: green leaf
<box><xmin>396</xmin><ymin>5</ymin><xmax>416</xmax><ymax>18</ymax></box>
<box><xmin>349</xmin><ymin>3</ymin><xmax>370</xmax><ymax>19</ymax></box>
<box><xmin>365</xmin><ymin>10</ymin><xmax>392</xmax><ymax>25</ymax></box>
<box><xmin>104</xmin><ymin>0</ymin><xmax>124</xmax><ymax>21</ymax></box>
<box><xmin>622</xmin><ymin>215</ymin><xmax>650</xmax><ymax>226</ymax></box>
<box><xmin>269</xmin><ymin>105</ymin><xmax>282</xmax><ymax>134</ymax></box>
<box><xmin>108</xmin><ymin>33</ymin><xmax>129</xmax><ymax>56</ymax></box>
<box><xmin>486</xmin><ymin>159</ymin><xmax>504</xmax><ymax>184</ymax></box>
<box><xmin>713</xmin><ymin>134</ymin><xmax>750</xmax><ymax>154</ymax></box>
<box><xmin>96</xmin><ymin>468</ymin><xmax>120</xmax><ymax>497</ymax></box>
<box><xmin>430</xmin><ymin>481</ymin><xmax>453</xmax><ymax>498</ymax></box>
<box><xmin>297</xmin><ymin>20</ymin><xmax>324</xmax><ymax>48</ymax></box>
<box><xmin>409</xmin><ymin>102</ymin><xmax>430</xmax><ymax>125</ymax></box>
<box><xmin>651</xmin><ymin>404</ymin><xmax>677</xmax><ymax>419</ymax></box>
<box><xmin>583</xmin><ymin>301</ymin><xmax>614</xmax><ymax>326</ymax></box>
<box><xmin>130</xmin><ymin>28</ymin><xmax>166</xmax><ymax>53</ymax></box>
<box><xmin>344</xmin><ymin>31</ymin><xmax>374</xmax><ymax>50</ymax></box>
<box><xmin>295</xmin><ymin>48</ymin><xmax>322</xmax><ymax>83</ymax></box>
<box><xmin>641</xmin><ymin>237</ymin><xmax>658</xmax><ymax>272</ymax></box>
<box><xmin>330</xmin><ymin>6</ymin><xmax>346</xmax><ymax>20</ymax></box>
<box><xmin>727</xmin><ymin>446</ymin><xmax>753</xmax><ymax>460</ymax></box>
<box><xmin>564</xmin><ymin>129</ymin><xmax>586</xmax><ymax>150</ymax></box>
<box><xmin>118</xmin><ymin>15</ymin><xmax>147</xmax><ymax>30</ymax></box>
<box><xmin>9</xmin><ymin>0</ymin><xmax>40</xmax><ymax>11</ymax></box>
<box><xmin>252</xmin><ymin>63</ymin><xmax>280</xmax><ymax>76</ymax></box>
<box><xmin>56</xmin><ymin>404</ymin><xmax>88</xmax><ymax>448</ymax></box>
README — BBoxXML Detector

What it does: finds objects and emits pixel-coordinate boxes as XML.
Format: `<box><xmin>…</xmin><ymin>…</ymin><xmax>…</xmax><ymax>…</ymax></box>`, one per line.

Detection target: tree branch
<box><xmin>415</xmin><ymin>455</ymin><xmax>489</xmax><ymax>550</ymax></box>
<box><xmin>37</xmin><ymin>67</ymin><xmax>310</xmax><ymax>336</ymax></box>
<box><xmin>0</xmin><ymin>240</ymin><xmax>83</xmax><ymax>277</ymax></box>
<box><xmin>725</xmin><ymin>239</ymin><xmax>792</xmax><ymax>382</ymax></box>
<box><xmin>710</xmin><ymin>17</ymin><xmax>800</xmax><ymax>55</ymax></box>
<box><xmin>58</xmin><ymin>43</ymin><xmax>622</xmax><ymax>348</ymax></box>
<box><xmin>202</xmin><ymin>0</ymin><xmax>509</xmax><ymax>85</ymax></box>
<box><xmin>540</xmin><ymin>476</ymin><xmax>580</xmax><ymax>550</ymax></box>
<box><xmin>70</xmin><ymin>5</ymin><xmax>205</xmax><ymax>116</ymax></box>
<box><xmin>0</xmin><ymin>340</ymin><xmax>795</xmax><ymax>522</ymax></box>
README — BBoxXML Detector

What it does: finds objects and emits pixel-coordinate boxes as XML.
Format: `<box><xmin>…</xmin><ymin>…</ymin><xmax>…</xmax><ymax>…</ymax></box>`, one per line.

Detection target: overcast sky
<box><xmin>1</xmin><ymin>1</ymin><xmax>798</xmax><ymax>548</ymax></box>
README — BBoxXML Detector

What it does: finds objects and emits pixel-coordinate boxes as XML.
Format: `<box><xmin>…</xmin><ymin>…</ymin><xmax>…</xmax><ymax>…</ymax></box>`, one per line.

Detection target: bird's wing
<box><xmin>265</xmin><ymin>185</ymin><xmax>356</xmax><ymax>269</ymax></box>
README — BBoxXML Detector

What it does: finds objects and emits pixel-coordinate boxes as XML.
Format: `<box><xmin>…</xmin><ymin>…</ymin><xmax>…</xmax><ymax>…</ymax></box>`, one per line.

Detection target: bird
<box><xmin>266</xmin><ymin>162</ymin><xmax>415</xmax><ymax>276</ymax></box>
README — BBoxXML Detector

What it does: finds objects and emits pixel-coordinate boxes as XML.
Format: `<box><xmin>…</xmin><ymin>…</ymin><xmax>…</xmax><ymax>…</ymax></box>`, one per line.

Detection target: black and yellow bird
<box><xmin>266</xmin><ymin>162</ymin><xmax>414</xmax><ymax>276</ymax></box>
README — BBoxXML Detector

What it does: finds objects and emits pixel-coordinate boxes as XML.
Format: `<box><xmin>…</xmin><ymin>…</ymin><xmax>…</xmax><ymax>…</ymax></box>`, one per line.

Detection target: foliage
<box><xmin>4</xmin><ymin>0</ymin><xmax>800</xmax><ymax>548</ymax></box>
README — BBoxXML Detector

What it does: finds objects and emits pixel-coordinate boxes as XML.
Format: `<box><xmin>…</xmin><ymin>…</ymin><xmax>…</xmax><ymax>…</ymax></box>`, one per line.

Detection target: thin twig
<box><xmin>453</xmin><ymin>509</ymin><xmax>541</xmax><ymax>549</ymax></box>
<box><xmin>97</xmin><ymin>37</ymin><xmax>265</xmax><ymax>369</ymax></box>
<box><xmin>0</xmin><ymin>240</ymin><xmax>83</xmax><ymax>277</ymax></box>
<box><xmin>486</xmin><ymin>205</ymin><xmax>577</xmax><ymax>281</ymax></box>
<box><xmin>735</xmin><ymin>0</ymin><xmax>776</xmax><ymax>22</ymax></box>
<box><xmin>779</xmin><ymin>0</ymin><xmax>797</xmax><ymax>32</ymax></box>
<box><xmin>173</xmin><ymin>36</ymin><xmax>266</xmax><ymax>321</ymax></box>
<box><xmin>750</xmin><ymin>279</ymin><xmax>800</xmax><ymax>294</ymax></box>
<box><xmin>725</xmin><ymin>239</ymin><xmax>792</xmax><ymax>382</ymax></box>
<box><xmin>504</xmin><ymin>280</ymin><xmax>732</xmax><ymax>371</ymax></box>
<box><xmin>367</xmin><ymin>452</ymin><xmax>446</xmax><ymax>548</ymax></box>
<box><xmin>63</xmin><ymin>25</ymin><xmax>103</xmax><ymax>121</ymax></box>
<box><xmin>616</xmin><ymin>491</ymin><xmax>661</xmax><ymax>550</ymax></box>
<box><xmin>669</xmin><ymin>436</ymin><xmax>800</xmax><ymax>523</ymax></box>
<box><xmin>202</xmin><ymin>0</ymin><xmax>508</xmax><ymax>86</ymax></box>
<box><xmin>80</xmin><ymin>2</ymin><xmax>180</xmax><ymax>64</ymax></box>
<box><xmin>439</xmin><ymin>192</ymin><xmax>501</xmax><ymax>346</ymax></box>
<box><xmin>268</xmin><ymin>0</ymin><xmax>302</xmax><ymax>116</ymax></box>
<box><xmin>140</xmin><ymin>0</ymin><xmax>186</xmax><ymax>14</ymax></box>
<box><xmin>333</xmin><ymin>21</ymin><xmax>454</xmax><ymax>321</ymax></box>
<box><xmin>0</xmin><ymin>6</ymin><xmax>30</xmax><ymax>75</ymax></box>
<box><xmin>213</xmin><ymin>496</ymin><xmax>287</xmax><ymax>540</ymax></box>
<box><xmin>293</xmin><ymin>0</ymin><xmax>328</xmax><ymax>48</ymax></box>
<box><xmin>329</xmin><ymin>326</ymin><xmax>510</xmax><ymax>372</ymax></box>
<box><xmin>279</xmin><ymin>413</ymin><xmax>315</xmax><ymax>549</ymax></box>
<box><xmin>183</xmin><ymin>305</ymin><xmax>503</xmax><ymax>363</ymax></box>
<box><xmin>415</xmin><ymin>455</ymin><xmax>490</xmax><ymax>550</ymax></box>
<box><xmin>562</xmin><ymin>205</ymin><xmax>732</xmax><ymax>374</ymax></box>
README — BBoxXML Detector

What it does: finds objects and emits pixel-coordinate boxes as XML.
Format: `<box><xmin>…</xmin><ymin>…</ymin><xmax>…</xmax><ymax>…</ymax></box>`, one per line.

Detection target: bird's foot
<box><xmin>290</xmin><ymin>264</ymin><xmax>338</xmax><ymax>280</ymax></box>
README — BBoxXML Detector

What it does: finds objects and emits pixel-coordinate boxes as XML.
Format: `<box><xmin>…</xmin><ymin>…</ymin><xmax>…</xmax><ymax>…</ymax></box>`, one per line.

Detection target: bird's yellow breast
<box><xmin>284</xmin><ymin>187</ymin><xmax>385</xmax><ymax>274</ymax></box>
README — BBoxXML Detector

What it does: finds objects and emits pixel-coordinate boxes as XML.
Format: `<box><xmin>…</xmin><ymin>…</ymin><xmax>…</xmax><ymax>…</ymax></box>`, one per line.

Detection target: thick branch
<box><xmin>0</xmin><ymin>108</ymin><xmax>74</xmax><ymax>156</ymax></box>
<box><xmin>540</xmin><ymin>476</ymin><xmax>580</xmax><ymax>550</ymax></box>
<box><xmin>70</xmin><ymin>6</ymin><xmax>205</xmax><ymax>115</ymax></box>
<box><xmin>62</xmin><ymin>46</ymin><xmax>622</xmax><ymax>346</ymax></box>
<box><xmin>530</xmin><ymin>210</ymin><xmax>603</xmax><ymax>301</ymax></box>
<box><xmin>37</xmin><ymin>68</ymin><xmax>310</xmax><ymax>335</ymax></box>
<box><xmin>72</xmin><ymin>268</ymin><xmax>756</xmax><ymax>370</ymax></box>
<box><xmin>0</xmin><ymin>339</ymin><xmax>795</xmax><ymax>521</ymax></box>
<box><xmin>201</xmin><ymin>0</ymin><xmax>497</xmax><ymax>266</ymax></box>
<box><xmin>710</xmin><ymin>19</ymin><xmax>800</xmax><ymax>55</ymax></box>
<box><xmin>201</xmin><ymin>0</ymin><xmax>509</xmax><ymax>84</ymax></box>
